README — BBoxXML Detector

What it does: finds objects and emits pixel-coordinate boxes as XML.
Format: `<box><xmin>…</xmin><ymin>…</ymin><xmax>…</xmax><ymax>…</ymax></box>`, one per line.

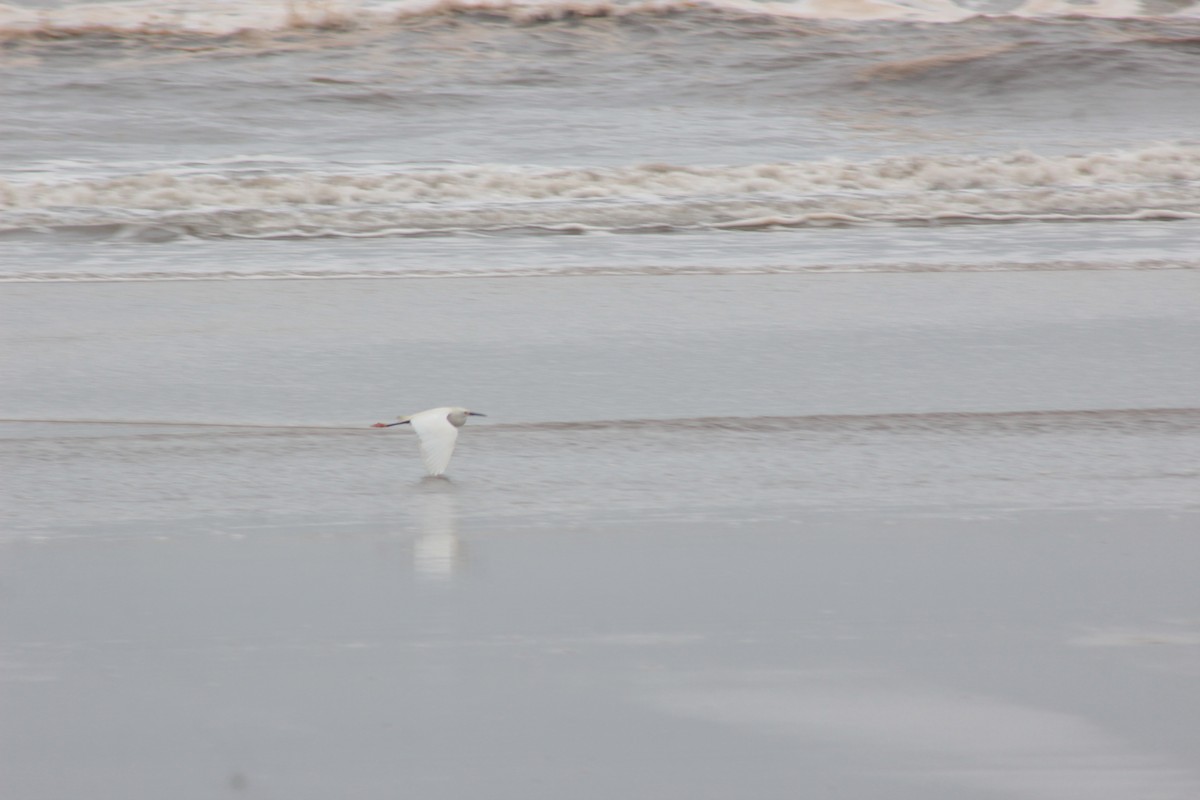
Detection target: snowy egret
<box><xmin>372</xmin><ymin>406</ymin><xmax>486</xmax><ymax>476</ymax></box>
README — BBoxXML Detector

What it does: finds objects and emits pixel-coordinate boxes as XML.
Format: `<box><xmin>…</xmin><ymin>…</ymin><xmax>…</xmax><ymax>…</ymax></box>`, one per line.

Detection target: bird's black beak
<box><xmin>468</xmin><ymin>412</ymin><xmax>487</xmax><ymax>417</ymax></box>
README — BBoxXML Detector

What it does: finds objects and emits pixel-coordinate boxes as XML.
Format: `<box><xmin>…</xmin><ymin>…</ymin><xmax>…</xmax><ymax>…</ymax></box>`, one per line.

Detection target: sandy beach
<box><xmin>3</xmin><ymin>510</ymin><xmax>1199</xmax><ymax>800</ymax></box>
<box><xmin>3</xmin><ymin>272</ymin><xmax>1199</xmax><ymax>800</ymax></box>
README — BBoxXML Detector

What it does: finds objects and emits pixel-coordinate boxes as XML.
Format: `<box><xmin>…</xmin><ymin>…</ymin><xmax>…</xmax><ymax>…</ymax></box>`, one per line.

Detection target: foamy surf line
<box><xmin>3</xmin><ymin>259</ymin><xmax>1197</xmax><ymax>283</ymax></box>
<box><xmin>6</xmin><ymin>145</ymin><xmax>1199</xmax><ymax>240</ymax></box>
<box><xmin>2</xmin><ymin>0</ymin><xmax>1197</xmax><ymax>38</ymax></box>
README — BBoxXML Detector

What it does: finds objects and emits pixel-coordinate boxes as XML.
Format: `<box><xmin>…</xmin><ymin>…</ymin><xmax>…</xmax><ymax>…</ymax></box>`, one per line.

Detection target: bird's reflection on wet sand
<box><xmin>411</xmin><ymin>477</ymin><xmax>463</xmax><ymax>582</ymax></box>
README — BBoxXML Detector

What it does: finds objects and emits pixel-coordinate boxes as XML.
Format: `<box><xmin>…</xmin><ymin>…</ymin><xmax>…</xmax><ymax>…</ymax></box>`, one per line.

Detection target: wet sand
<box><xmin>2</xmin><ymin>271</ymin><xmax>1199</xmax><ymax>799</ymax></box>
<box><xmin>4</xmin><ymin>269</ymin><xmax>1200</xmax><ymax>426</ymax></box>
<box><xmin>2</xmin><ymin>508</ymin><xmax>1198</xmax><ymax>800</ymax></box>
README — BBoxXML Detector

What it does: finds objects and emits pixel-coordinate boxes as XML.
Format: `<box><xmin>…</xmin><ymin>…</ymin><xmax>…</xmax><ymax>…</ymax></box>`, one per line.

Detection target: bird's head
<box><xmin>446</xmin><ymin>407</ymin><xmax>486</xmax><ymax>426</ymax></box>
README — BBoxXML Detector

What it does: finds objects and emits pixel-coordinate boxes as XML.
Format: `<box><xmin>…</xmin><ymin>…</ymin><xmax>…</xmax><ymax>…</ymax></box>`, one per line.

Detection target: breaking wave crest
<box><xmin>2</xmin><ymin>0</ymin><xmax>1198</xmax><ymax>40</ymax></box>
<box><xmin>4</xmin><ymin>145</ymin><xmax>1199</xmax><ymax>241</ymax></box>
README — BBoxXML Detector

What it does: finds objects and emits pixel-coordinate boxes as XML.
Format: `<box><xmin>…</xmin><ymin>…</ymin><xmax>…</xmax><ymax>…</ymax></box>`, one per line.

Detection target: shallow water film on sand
<box><xmin>2</xmin><ymin>1</ymin><xmax>1199</xmax><ymax>798</ymax></box>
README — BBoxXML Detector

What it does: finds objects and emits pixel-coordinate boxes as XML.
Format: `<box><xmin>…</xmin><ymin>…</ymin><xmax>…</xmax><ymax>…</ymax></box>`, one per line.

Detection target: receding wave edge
<box><xmin>5</xmin><ymin>407</ymin><xmax>1198</xmax><ymax>436</ymax></box>
<box><xmin>2</xmin><ymin>259</ymin><xmax>1196</xmax><ymax>283</ymax></box>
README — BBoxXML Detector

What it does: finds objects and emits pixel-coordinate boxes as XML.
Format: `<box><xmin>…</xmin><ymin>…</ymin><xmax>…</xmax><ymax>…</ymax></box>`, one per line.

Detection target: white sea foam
<box><xmin>3</xmin><ymin>145</ymin><xmax>1199</xmax><ymax>238</ymax></box>
<box><xmin>0</xmin><ymin>0</ymin><xmax>1195</xmax><ymax>38</ymax></box>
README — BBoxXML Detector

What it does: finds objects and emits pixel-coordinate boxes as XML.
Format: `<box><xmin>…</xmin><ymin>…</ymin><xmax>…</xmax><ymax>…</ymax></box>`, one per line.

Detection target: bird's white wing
<box><xmin>409</xmin><ymin>410</ymin><xmax>460</xmax><ymax>476</ymax></box>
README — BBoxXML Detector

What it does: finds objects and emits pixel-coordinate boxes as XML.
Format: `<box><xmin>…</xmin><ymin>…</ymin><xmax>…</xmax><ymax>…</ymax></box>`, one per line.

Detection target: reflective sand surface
<box><xmin>2</xmin><ymin>512</ymin><xmax>1198</xmax><ymax>800</ymax></box>
<box><xmin>2</xmin><ymin>271</ymin><xmax>1198</xmax><ymax>799</ymax></box>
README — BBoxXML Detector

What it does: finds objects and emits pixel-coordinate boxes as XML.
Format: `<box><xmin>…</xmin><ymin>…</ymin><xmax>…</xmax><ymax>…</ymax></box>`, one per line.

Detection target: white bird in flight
<box><xmin>372</xmin><ymin>406</ymin><xmax>486</xmax><ymax>476</ymax></box>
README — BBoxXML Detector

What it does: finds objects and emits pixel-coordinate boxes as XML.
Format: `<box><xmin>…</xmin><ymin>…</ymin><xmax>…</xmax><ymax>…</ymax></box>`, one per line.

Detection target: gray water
<box><xmin>6</xmin><ymin>6</ymin><xmax>1200</xmax><ymax>168</ymax></box>
<box><xmin>5</xmin><ymin>4</ymin><xmax>1200</xmax><ymax>268</ymax></box>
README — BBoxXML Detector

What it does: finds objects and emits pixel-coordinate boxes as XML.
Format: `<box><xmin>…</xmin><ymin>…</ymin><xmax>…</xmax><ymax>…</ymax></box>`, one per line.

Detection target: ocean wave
<box><xmin>0</xmin><ymin>0</ymin><xmax>1197</xmax><ymax>40</ymax></box>
<box><xmin>3</xmin><ymin>145</ymin><xmax>1199</xmax><ymax>239</ymax></box>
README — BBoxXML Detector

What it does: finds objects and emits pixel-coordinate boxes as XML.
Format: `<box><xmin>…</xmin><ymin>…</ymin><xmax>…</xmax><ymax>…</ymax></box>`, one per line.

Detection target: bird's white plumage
<box><xmin>375</xmin><ymin>406</ymin><xmax>483</xmax><ymax>475</ymax></box>
<box><xmin>408</xmin><ymin>407</ymin><xmax>462</xmax><ymax>477</ymax></box>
